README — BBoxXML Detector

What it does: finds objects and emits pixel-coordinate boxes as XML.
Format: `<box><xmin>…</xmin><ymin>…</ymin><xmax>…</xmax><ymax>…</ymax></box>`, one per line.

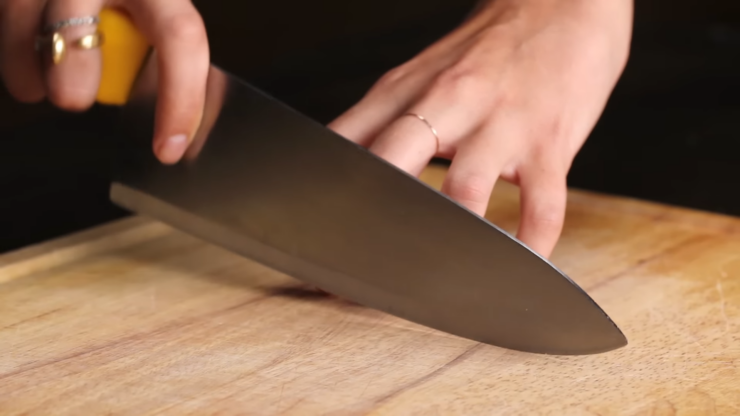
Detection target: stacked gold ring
<box><xmin>35</xmin><ymin>16</ymin><xmax>105</xmax><ymax>65</ymax></box>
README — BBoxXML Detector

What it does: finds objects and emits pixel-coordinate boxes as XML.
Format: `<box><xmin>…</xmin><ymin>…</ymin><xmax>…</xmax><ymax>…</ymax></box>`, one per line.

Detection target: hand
<box><xmin>0</xmin><ymin>0</ymin><xmax>209</xmax><ymax>164</ymax></box>
<box><xmin>328</xmin><ymin>0</ymin><xmax>633</xmax><ymax>258</ymax></box>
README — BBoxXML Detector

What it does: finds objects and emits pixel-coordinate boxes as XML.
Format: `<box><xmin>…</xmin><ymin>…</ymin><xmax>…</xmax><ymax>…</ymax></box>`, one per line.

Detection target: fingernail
<box><xmin>157</xmin><ymin>134</ymin><xmax>188</xmax><ymax>164</ymax></box>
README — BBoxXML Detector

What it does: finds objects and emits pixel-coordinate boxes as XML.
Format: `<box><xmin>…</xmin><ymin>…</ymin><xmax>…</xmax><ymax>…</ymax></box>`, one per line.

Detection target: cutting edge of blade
<box><xmin>109</xmin><ymin>181</ymin><xmax>627</xmax><ymax>355</ymax></box>
<box><xmin>222</xmin><ymin>68</ymin><xmax>626</xmax><ymax>338</ymax></box>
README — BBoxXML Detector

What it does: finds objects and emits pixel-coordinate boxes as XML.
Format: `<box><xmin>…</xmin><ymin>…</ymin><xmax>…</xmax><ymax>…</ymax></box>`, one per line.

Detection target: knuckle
<box><xmin>374</xmin><ymin>65</ymin><xmax>408</xmax><ymax>90</ymax></box>
<box><xmin>530</xmin><ymin>142</ymin><xmax>571</xmax><ymax>174</ymax></box>
<box><xmin>434</xmin><ymin>64</ymin><xmax>489</xmax><ymax>100</ymax></box>
<box><xmin>445</xmin><ymin>174</ymin><xmax>492</xmax><ymax>208</ymax></box>
<box><xmin>48</xmin><ymin>89</ymin><xmax>94</xmax><ymax>112</ymax></box>
<box><xmin>542</xmin><ymin>116</ymin><xmax>566</xmax><ymax>139</ymax></box>
<box><xmin>163</xmin><ymin>12</ymin><xmax>206</xmax><ymax>44</ymax></box>
<box><xmin>524</xmin><ymin>187</ymin><xmax>566</xmax><ymax>231</ymax></box>
<box><xmin>528</xmin><ymin>206</ymin><xmax>564</xmax><ymax>230</ymax></box>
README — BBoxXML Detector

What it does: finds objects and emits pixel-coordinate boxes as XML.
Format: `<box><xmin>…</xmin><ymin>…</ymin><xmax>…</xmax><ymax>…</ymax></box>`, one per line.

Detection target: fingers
<box><xmin>184</xmin><ymin>67</ymin><xmax>228</xmax><ymax>161</ymax></box>
<box><xmin>327</xmin><ymin>25</ymin><xmax>478</xmax><ymax>147</ymax></box>
<box><xmin>364</xmin><ymin>67</ymin><xmax>496</xmax><ymax>177</ymax></box>
<box><xmin>1</xmin><ymin>0</ymin><xmax>46</xmax><ymax>102</ymax></box>
<box><xmin>363</xmin><ymin>114</ymin><xmax>439</xmax><ymax>177</ymax></box>
<box><xmin>441</xmin><ymin>135</ymin><xmax>503</xmax><ymax>217</ymax></box>
<box><xmin>1</xmin><ymin>0</ymin><xmax>209</xmax><ymax>165</ymax></box>
<box><xmin>516</xmin><ymin>162</ymin><xmax>567</xmax><ymax>258</ymax></box>
<box><xmin>43</xmin><ymin>0</ymin><xmax>106</xmax><ymax>111</ymax></box>
<box><xmin>441</xmin><ymin>106</ymin><xmax>567</xmax><ymax>258</ymax></box>
<box><xmin>0</xmin><ymin>0</ymin><xmax>210</xmax><ymax>165</ymax></box>
<box><xmin>327</xmin><ymin>88</ymin><xmax>405</xmax><ymax>148</ymax></box>
<box><xmin>327</xmin><ymin>67</ymin><xmax>425</xmax><ymax>147</ymax></box>
<box><xmin>439</xmin><ymin>104</ymin><xmax>527</xmax><ymax>216</ymax></box>
<box><xmin>126</xmin><ymin>0</ymin><xmax>210</xmax><ymax>164</ymax></box>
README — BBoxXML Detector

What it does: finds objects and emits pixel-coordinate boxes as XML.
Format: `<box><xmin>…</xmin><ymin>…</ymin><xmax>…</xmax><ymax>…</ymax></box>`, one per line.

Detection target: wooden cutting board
<box><xmin>1</xmin><ymin>165</ymin><xmax>738</xmax><ymax>415</ymax></box>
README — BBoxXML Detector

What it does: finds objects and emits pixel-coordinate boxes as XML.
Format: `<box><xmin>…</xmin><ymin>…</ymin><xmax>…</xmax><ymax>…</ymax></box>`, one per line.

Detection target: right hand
<box><xmin>0</xmin><ymin>0</ymin><xmax>211</xmax><ymax>164</ymax></box>
<box><xmin>329</xmin><ymin>0</ymin><xmax>632</xmax><ymax>258</ymax></box>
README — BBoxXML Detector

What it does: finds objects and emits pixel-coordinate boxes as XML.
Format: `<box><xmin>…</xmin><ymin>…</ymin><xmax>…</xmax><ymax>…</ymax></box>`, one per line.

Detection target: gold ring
<box><xmin>404</xmin><ymin>113</ymin><xmax>440</xmax><ymax>150</ymax></box>
<box><xmin>37</xmin><ymin>31</ymin><xmax>105</xmax><ymax>65</ymax></box>
<box><xmin>74</xmin><ymin>31</ymin><xmax>105</xmax><ymax>49</ymax></box>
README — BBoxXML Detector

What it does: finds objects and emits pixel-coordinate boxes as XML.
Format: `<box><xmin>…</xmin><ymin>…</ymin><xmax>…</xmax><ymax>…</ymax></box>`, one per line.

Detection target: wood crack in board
<box><xmin>0</xmin><ymin>294</ymin><xmax>273</xmax><ymax>382</ymax></box>
<box><xmin>363</xmin><ymin>343</ymin><xmax>484</xmax><ymax>413</ymax></box>
<box><xmin>0</xmin><ymin>308</ymin><xmax>66</xmax><ymax>331</ymax></box>
<box><xmin>586</xmin><ymin>234</ymin><xmax>714</xmax><ymax>292</ymax></box>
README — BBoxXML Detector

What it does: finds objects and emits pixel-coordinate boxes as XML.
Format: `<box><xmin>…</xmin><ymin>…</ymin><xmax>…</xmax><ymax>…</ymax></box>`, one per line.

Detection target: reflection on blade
<box><xmin>110</xmin><ymin>54</ymin><xmax>627</xmax><ymax>355</ymax></box>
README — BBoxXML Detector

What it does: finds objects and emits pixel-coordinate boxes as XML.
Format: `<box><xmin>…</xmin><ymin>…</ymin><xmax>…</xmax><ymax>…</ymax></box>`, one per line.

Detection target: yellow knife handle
<box><xmin>96</xmin><ymin>8</ymin><xmax>150</xmax><ymax>105</ymax></box>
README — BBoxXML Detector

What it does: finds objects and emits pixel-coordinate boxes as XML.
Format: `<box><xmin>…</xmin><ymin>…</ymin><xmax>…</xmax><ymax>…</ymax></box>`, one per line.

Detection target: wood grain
<box><xmin>1</xmin><ymin>165</ymin><xmax>738</xmax><ymax>415</ymax></box>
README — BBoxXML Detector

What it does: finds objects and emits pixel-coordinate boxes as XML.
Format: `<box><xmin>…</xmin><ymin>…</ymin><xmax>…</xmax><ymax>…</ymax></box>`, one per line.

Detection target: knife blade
<box><xmin>98</xmin><ymin>9</ymin><xmax>627</xmax><ymax>355</ymax></box>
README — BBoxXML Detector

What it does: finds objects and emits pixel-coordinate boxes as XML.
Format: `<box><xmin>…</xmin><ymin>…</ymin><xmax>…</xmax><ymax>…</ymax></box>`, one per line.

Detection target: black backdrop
<box><xmin>1</xmin><ymin>0</ymin><xmax>739</xmax><ymax>253</ymax></box>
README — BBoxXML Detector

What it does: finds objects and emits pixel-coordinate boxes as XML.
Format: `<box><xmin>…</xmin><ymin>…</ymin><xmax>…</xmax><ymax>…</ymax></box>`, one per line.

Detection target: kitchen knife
<box><xmin>95</xmin><ymin>9</ymin><xmax>627</xmax><ymax>355</ymax></box>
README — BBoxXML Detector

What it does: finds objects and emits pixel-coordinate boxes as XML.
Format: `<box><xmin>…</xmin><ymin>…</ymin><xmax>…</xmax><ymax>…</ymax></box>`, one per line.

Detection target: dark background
<box><xmin>1</xmin><ymin>0</ymin><xmax>739</xmax><ymax>254</ymax></box>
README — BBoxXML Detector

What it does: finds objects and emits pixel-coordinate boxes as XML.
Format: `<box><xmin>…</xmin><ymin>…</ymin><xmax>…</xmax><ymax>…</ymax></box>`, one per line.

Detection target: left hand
<box><xmin>0</xmin><ymin>0</ymin><xmax>210</xmax><ymax>165</ymax></box>
<box><xmin>328</xmin><ymin>0</ymin><xmax>633</xmax><ymax>258</ymax></box>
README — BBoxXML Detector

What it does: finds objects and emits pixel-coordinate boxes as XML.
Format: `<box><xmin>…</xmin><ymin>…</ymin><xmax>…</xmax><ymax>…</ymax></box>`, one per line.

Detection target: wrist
<box><xmin>497</xmin><ymin>0</ymin><xmax>633</xmax><ymax>66</ymax></box>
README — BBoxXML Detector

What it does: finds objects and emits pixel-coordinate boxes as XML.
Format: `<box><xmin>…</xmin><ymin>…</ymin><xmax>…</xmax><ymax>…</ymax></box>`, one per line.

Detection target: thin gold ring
<box><xmin>404</xmin><ymin>113</ymin><xmax>440</xmax><ymax>150</ymax></box>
